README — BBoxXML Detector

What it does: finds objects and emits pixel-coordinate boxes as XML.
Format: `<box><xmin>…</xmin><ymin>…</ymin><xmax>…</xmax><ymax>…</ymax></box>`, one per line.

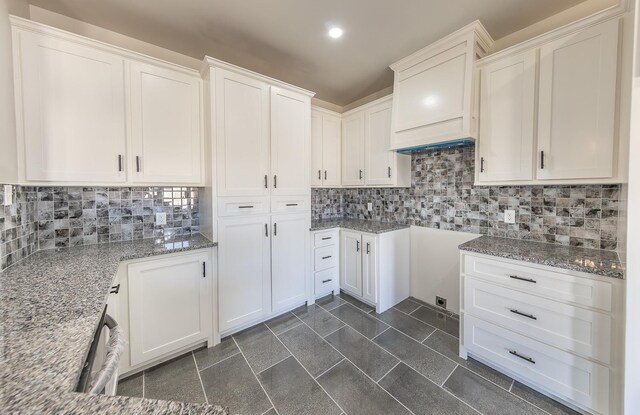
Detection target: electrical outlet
<box><xmin>504</xmin><ymin>209</ymin><xmax>516</xmax><ymax>224</ymax></box>
<box><xmin>156</xmin><ymin>212</ymin><xmax>167</xmax><ymax>225</ymax></box>
<box><xmin>436</xmin><ymin>296</ymin><xmax>447</xmax><ymax>309</ymax></box>
<box><xmin>367</xmin><ymin>202</ymin><xmax>373</xmax><ymax>211</ymax></box>
<box><xmin>3</xmin><ymin>185</ymin><xmax>12</xmax><ymax>206</ymax></box>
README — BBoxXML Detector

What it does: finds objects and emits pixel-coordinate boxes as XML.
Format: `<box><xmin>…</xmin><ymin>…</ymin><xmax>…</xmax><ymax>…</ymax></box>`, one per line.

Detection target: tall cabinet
<box><xmin>202</xmin><ymin>57</ymin><xmax>314</xmax><ymax>335</ymax></box>
<box><xmin>311</xmin><ymin>107</ymin><xmax>341</xmax><ymax>187</ymax></box>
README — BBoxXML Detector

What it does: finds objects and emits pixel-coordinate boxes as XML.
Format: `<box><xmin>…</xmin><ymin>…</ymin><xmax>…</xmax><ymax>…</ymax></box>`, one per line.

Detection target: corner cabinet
<box><xmin>475</xmin><ymin>17</ymin><xmax>624</xmax><ymax>185</ymax></box>
<box><xmin>311</xmin><ymin>108</ymin><xmax>342</xmax><ymax>187</ymax></box>
<box><xmin>339</xmin><ymin>228</ymin><xmax>410</xmax><ymax>313</ymax></box>
<box><xmin>11</xmin><ymin>17</ymin><xmax>204</xmax><ymax>186</ymax></box>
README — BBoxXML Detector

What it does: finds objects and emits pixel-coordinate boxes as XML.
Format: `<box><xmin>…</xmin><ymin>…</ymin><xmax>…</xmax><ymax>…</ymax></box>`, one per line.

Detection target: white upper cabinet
<box><xmin>271</xmin><ymin>213</ymin><xmax>309</xmax><ymax>312</ymax></box>
<box><xmin>215</xmin><ymin>69</ymin><xmax>270</xmax><ymax>197</ymax></box>
<box><xmin>364</xmin><ymin>99</ymin><xmax>395</xmax><ymax>186</ymax></box>
<box><xmin>15</xmin><ymin>29</ymin><xmax>127</xmax><ymax>183</ymax></box>
<box><xmin>536</xmin><ymin>19</ymin><xmax>619</xmax><ymax>181</ymax></box>
<box><xmin>270</xmin><ymin>87</ymin><xmax>310</xmax><ymax>196</ymax></box>
<box><xmin>311</xmin><ymin>107</ymin><xmax>341</xmax><ymax>187</ymax></box>
<box><xmin>129</xmin><ymin>61</ymin><xmax>202</xmax><ymax>184</ymax></box>
<box><xmin>342</xmin><ymin>111</ymin><xmax>366</xmax><ymax>186</ymax></box>
<box><xmin>389</xmin><ymin>21</ymin><xmax>493</xmax><ymax>150</ymax></box>
<box><xmin>477</xmin><ymin>50</ymin><xmax>537</xmax><ymax>183</ymax></box>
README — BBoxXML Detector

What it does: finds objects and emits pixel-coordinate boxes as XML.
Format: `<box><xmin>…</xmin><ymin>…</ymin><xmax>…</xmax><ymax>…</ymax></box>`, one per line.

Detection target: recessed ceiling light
<box><xmin>328</xmin><ymin>27</ymin><xmax>344</xmax><ymax>39</ymax></box>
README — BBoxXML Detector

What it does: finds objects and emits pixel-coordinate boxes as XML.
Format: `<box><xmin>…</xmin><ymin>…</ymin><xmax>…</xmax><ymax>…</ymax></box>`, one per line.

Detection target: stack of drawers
<box><xmin>313</xmin><ymin>229</ymin><xmax>340</xmax><ymax>297</ymax></box>
<box><xmin>460</xmin><ymin>252</ymin><xmax>622</xmax><ymax>415</ymax></box>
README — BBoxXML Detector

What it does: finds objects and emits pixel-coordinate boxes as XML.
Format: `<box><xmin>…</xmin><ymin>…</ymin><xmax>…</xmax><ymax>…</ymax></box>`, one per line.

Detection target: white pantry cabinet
<box><xmin>311</xmin><ymin>107</ymin><xmax>341</xmax><ymax>187</ymax></box>
<box><xmin>389</xmin><ymin>21</ymin><xmax>493</xmax><ymax>150</ymax></box>
<box><xmin>339</xmin><ymin>228</ymin><xmax>410</xmax><ymax>313</ymax></box>
<box><xmin>129</xmin><ymin>61</ymin><xmax>203</xmax><ymax>184</ymax></box>
<box><xmin>11</xmin><ymin>18</ymin><xmax>204</xmax><ymax>186</ymax></box>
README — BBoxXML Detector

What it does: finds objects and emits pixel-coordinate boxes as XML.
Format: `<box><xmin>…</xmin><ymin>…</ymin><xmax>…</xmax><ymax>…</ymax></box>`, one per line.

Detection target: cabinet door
<box><xmin>478</xmin><ymin>50</ymin><xmax>536</xmax><ymax>182</ymax></box>
<box><xmin>16</xmin><ymin>30</ymin><xmax>126</xmax><ymax>182</ymax></box>
<box><xmin>311</xmin><ymin>110</ymin><xmax>323</xmax><ymax>186</ymax></box>
<box><xmin>127</xmin><ymin>251</ymin><xmax>211</xmax><ymax>366</ymax></box>
<box><xmin>340</xmin><ymin>230</ymin><xmax>362</xmax><ymax>296</ymax></box>
<box><xmin>537</xmin><ymin>19</ymin><xmax>619</xmax><ymax>180</ymax></box>
<box><xmin>365</xmin><ymin>100</ymin><xmax>395</xmax><ymax>186</ymax></box>
<box><xmin>218</xmin><ymin>215</ymin><xmax>271</xmax><ymax>332</ymax></box>
<box><xmin>271</xmin><ymin>87</ymin><xmax>310</xmax><ymax>195</ymax></box>
<box><xmin>322</xmin><ymin>113</ymin><xmax>342</xmax><ymax>186</ymax></box>
<box><xmin>129</xmin><ymin>61</ymin><xmax>202</xmax><ymax>184</ymax></box>
<box><xmin>362</xmin><ymin>235</ymin><xmax>377</xmax><ymax>304</ymax></box>
<box><xmin>216</xmin><ymin>69</ymin><xmax>270</xmax><ymax>196</ymax></box>
<box><xmin>342</xmin><ymin>111</ymin><xmax>365</xmax><ymax>186</ymax></box>
<box><xmin>271</xmin><ymin>213</ymin><xmax>309</xmax><ymax>312</ymax></box>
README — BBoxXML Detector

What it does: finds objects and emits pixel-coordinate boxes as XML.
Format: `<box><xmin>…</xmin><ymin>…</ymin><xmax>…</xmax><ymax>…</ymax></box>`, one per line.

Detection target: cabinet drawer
<box><xmin>465</xmin><ymin>277</ymin><xmax>611</xmax><ymax>363</ymax></box>
<box><xmin>314</xmin><ymin>245</ymin><xmax>338</xmax><ymax>271</ymax></box>
<box><xmin>218</xmin><ymin>197</ymin><xmax>269</xmax><ymax>216</ymax></box>
<box><xmin>314</xmin><ymin>230</ymin><xmax>339</xmax><ymax>247</ymax></box>
<box><xmin>271</xmin><ymin>196</ymin><xmax>309</xmax><ymax>213</ymax></box>
<box><xmin>464</xmin><ymin>315</ymin><xmax>609</xmax><ymax>415</ymax></box>
<box><xmin>463</xmin><ymin>254</ymin><xmax>612</xmax><ymax>312</ymax></box>
<box><xmin>315</xmin><ymin>267</ymin><xmax>339</xmax><ymax>296</ymax></box>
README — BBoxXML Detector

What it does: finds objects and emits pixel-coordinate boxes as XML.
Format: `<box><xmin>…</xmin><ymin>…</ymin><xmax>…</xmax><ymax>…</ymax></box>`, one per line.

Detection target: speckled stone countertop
<box><xmin>310</xmin><ymin>218</ymin><xmax>409</xmax><ymax>234</ymax></box>
<box><xmin>459</xmin><ymin>235</ymin><xmax>624</xmax><ymax>279</ymax></box>
<box><xmin>0</xmin><ymin>234</ymin><xmax>228</xmax><ymax>414</ymax></box>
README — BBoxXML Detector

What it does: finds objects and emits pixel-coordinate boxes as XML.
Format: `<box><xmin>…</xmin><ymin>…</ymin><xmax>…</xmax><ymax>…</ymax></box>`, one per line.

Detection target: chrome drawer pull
<box><xmin>321</xmin><ymin>237</ymin><xmax>332</xmax><ymax>240</ymax></box>
<box><xmin>286</xmin><ymin>203</ymin><xmax>298</xmax><ymax>206</ymax></box>
<box><xmin>510</xmin><ymin>309</ymin><xmax>537</xmax><ymax>320</ymax></box>
<box><xmin>322</xmin><ymin>255</ymin><xmax>332</xmax><ymax>259</ymax></box>
<box><xmin>509</xmin><ymin>350</ymin><xmax>535</xmax><ymax>364</ymax></box>
<box><xmin>322</xmin><ymin>279</ymin><xmax>332</xmax><ymax>283</ymax></box>
<box><xmin>238</xmin><ymin>205</ymin><xmax>254</xmax><ymax>209</ymax></box>
<box><xmin>509</xmin><ymin>275</ymin><xmax>537</xmax><ymax>284</ymax></box>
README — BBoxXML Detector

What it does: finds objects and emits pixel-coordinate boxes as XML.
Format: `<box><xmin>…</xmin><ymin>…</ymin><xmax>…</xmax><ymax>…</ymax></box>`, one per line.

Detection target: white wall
<box><xmin>410</xmin><ymin>226</ymin><xmax>479</xmax><ymax>314</ymax></box>
<box><xmin>0</xmin><ymin>0</ymin><xmax>18</xmax><ymax>183</ymax></box>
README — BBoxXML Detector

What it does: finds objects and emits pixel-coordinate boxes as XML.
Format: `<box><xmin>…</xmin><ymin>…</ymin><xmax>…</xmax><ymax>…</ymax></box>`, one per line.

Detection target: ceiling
<box><xmin>27</xmin><ymin>0</ymin><xmax>588</xmax><ymax>106</ymax></box>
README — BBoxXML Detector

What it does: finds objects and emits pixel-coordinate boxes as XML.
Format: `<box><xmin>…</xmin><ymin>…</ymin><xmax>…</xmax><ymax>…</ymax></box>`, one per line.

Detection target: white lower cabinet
<box><xmin>312</xmin><ymin>229</ymin><xmax>340</xmax><ymax>298</ymax></box>
<box><xmin>271</xmin><ymin>213</ymin><xmax>309</xmax><ymax>312</ymax></box>
<box><xmin>460</xmin><ymin>252</ymin><xmax>623</xmax><ymax>415</ymax></box>
<box><xmin>116</xmin><ymin>249</ymin><xmax>213</xmax><ymax>376</ymax></box>
<box><xmin>339</xmin><ymin>228</ymin><xmax>410</xmax><ymax>313</ymax></box>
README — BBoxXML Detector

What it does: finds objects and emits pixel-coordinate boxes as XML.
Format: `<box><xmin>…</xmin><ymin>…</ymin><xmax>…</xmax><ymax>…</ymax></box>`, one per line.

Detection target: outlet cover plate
<box><xmin>504</xmin><ymin>210</ymin><xmax>516</xmax><ymax>224</ymax></box>
<box><xmin>367</xmin><ymin>202</ymin><xmax>373</xmax><ymax>211</ymax></box>
<box><xmin>156</xmin><ymin>212</ymin><xmax>167</xmax><ymax>225</ymax></box>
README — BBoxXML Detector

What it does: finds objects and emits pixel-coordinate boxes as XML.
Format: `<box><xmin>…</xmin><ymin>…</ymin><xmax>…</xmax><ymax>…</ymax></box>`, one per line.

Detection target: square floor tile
<box><xmin>233</xmin><ymin>324</ymin><xmax>291</xmax><ymax>373</ymax></box>
<box><xmin>411</xmin><ymin>306</ymin><xmax>459</xmax><ymax>337</ymax></box>
<box><xmin>511</xmin><ymin>381</ymin><xmax>580</xmax><ymax>415</ymax></box>
<box><xmin>193</xmin><ymin>337</ymin><xmax>240</xmax><ymax>370</ymax></box>
<box><xmin>329</xmin><ymin>304</ymin><xmax>388</xmax><ymax>339</ymax></box>
<box><xmin>379</xmin><ymin>362</ymin><xmax>478</xmax><ymax>415</ymax></box>
<box><xmin>444</xmin><ymin>366</ymin><xmax>547</xmax><ymax>415</ymax></box>
<box><xmin>144</xmin><ymin>354</ymin><xmax>206</xmax><ymax>404</ymax></box>
<box><xmin>374</xmin><ymin>308</ymin><xmax>435</xmax><ymax>342</ymax></box>
<box><xmin>393</xmin><ymin>299</ymin><xmax>421</xmax><ymax>315</ymax></box>
<box><xmin>258</xmin><ymin>356</ymin><xmax>341</xmax><ymax>415</ymax></box>
<box><xmin>423</xmin><ymin>329</ymin><xmax>513</xmax><ymax>390</ymax></box>
<box><xmin>293</xmin><ymin>304</ymin><xmax>345</xmax><ymax>337</ymax></box>
<box><xmin>278</xmin><ymin>324</ymin><xmax>343</xmax><ymax>378</ymax></box>
<box><xmin>339</xmin><ymin>293</ymin><xmax>375</xmax><ymax>313</ymax></box>
<box><xmin>117</xmin><ymin>372</ymin><xmax>143</xmax><ymax>398</ymax></box>
<box><xmin>200</xmin><ymin>353</ymin><xmax>272</xmax><ymax>415</ymax></box>
<box><xmin>265</xmin><ymin>313</ymin><xmax>302</xmax><ymax>335</ymax></box>
<box><xmin>317</xmin><ymin>360</ymin><xmax>411</xmax><ymax>415</ymax></box>
<box><xmin>373</xmin><ymin>328</ymin><xmax>456</xmax><ymax>385</ymax></box>
<box><xmin>316</xmin><ymin>294</ymin><xmax>346</xmax><ymax>311</ymax></box>
<box><xmin>325</xmin><ymin>326</ymin><xmax>398</xmax><ymax>381</ymax></box>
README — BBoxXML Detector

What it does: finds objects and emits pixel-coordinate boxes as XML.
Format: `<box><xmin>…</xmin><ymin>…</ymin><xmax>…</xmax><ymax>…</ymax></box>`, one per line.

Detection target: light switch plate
<box><xmin>156</xmin><ymin>212</ymin><xmax>167</xmax><ymax>225</ymax></box>
<box><xmin>3</xmin><ymin>185</ymin><xmax>12</xmax><ymax>206</ymax></box>
<box><xmin>367</xmin><ymin>203</ymin><xmax>373</xmax><ymax>211</ymax></box>
<box><xmin>504</xmin><ymin>209</ymin><xmax>516</xmax><ymax>224</ymax></box>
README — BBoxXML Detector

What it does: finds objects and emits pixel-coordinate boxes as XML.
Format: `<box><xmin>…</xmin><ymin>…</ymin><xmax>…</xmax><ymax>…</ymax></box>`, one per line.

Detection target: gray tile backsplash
<box><xmin>312</xmin><ymin>145</ymin><xmax>620</xmax><ymax>250</ymax></box>
<box><xmin>1</xmin><ymin>185</ymin><xmax>200</xmax><ymax>271</ymax></box>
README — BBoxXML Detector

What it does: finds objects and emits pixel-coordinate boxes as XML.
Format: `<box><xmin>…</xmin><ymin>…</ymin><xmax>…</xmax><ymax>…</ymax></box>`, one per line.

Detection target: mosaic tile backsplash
<box><xmin>312</xmin><ymin>145</ymin><xmax>621</xmax><ymax>250</ymax></box>
<box><xmin>1</xmin><ymin>185</ymin><xmax>200</xmax><ymax>271</ymax></box>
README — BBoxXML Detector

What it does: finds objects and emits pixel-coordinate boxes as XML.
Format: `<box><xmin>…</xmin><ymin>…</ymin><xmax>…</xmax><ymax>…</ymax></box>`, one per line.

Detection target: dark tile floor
<box><xmin>117</xmin><ymin>293</ymin><xmax>580</xmax><ymax>415</ymax></box>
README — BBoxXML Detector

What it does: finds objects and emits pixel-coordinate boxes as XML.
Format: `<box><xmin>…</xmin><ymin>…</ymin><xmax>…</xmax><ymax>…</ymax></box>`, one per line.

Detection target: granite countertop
<box><xmin>310</xmin><ymin>218</ymin><xmax>409</xmax><ymax>234</ymax></box>
<box><xmin>459</xmin><ymin>235</ymin><xmax>624</xmax><ymax>279</ymax></box>
<box><xmin>0</xmin><ymin>233</ymin><xmax>227</xmax><ymax>414</ymax></box>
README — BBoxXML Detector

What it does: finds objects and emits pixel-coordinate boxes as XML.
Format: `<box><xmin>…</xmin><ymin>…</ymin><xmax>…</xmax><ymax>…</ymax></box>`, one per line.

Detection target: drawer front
<box><xmin>465</xmin><ymin>277</ymin><xmax>611</xmax><ymax>363</ymax></box>
<box><xmin>315</xmin><ymin>267</ymin><xmax>339</xmax><ymax>296</ymax></box>
<box><xmin>464</xmin><ymin>315</ymin><xmax>609</xmax><ymax>415</ymax></box>
<box><xmin>314</xmin><ymin>245</ymin><xmax>338</xmax><ymax>271</ymax></box>
<box><xmin>271</xmin><ymin>196</ymin><xmax>309</xmax><ymax>213</ymax></box>
<box><xmin>218</xmin><ymin>197</ymin><xmax>269</xmax><ymax>216</ymax></box>
<box><xmin>463</xmin><ymin>254</ymin><xmax>612</xmax><ymax>312</ymax></box>
<box><xmin>314</xmin><ymin>230</ymin><xmax>339</xmax><ymax>247</ymax></box>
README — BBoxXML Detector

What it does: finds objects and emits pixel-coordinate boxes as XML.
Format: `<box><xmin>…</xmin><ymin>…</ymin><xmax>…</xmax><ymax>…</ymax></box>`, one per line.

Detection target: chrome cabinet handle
<box><xmin>286</xmin><ymin>203</ymin><xmax>298</xmax><ymax>206</ymax></box>
<box><xmin>273</xmin><ymin>175</ymin><xmax>277</xmax><ymax>188</ymax></box>
<box><xmin>322</xmin><ymin>255</ymin><xmax>332</xmax><ymax>259</ymax></box>
<box><xmin>509</xmin><ymin>309</ymin><xmax>537</xmax><ymax>320</ymax></box>
<box><xmin>318</xmin><ymin>170</ymin><xmax>321</xmax><ymax>180</ymax></box>
<box><xmin>359</xmin><ymin>169</ymin><xmax>363</xmax><ymax>180</ymax></box>
<box><xmin>324</xmin><ymin>170</ymin><xmax>327</xmax><ymax>180</ymax></box>
<box><xmin>136</xmin><ymin>156</ymin><xmax>141</xmax><ymax>173</ymax></box>
<box><xmin>509</xmin><ymin>275</ymin><xmax>537</xmax><ymax>284</ymax></box>
<box><xmin>540</xmin><ymin>151</ymin><xmax>545</xmax><ymax>169</ymax></box>
<box><xmin>238</xmin><ymin>205</ymin><xmax>254</xmax><ymax>209</ymax></box>
<box><xmin>264</xmin><ymin>175</ymin><xmax>268</xmax><ymax>188</ymax></box>
<box><xmin>321</xmin><ymin>237</ymin><xmax>332</xmax><ymax>240</ymax></box>
<box><xmin>118</xmin><ymin>155</ymin><xmax>123</xmax><ymax>172</ymax></box>
<box><xmin>322</xmin><ymin>279</ymin><xmax>332</xmax><ymax>283</ymax></box>
<box><xmin>274</xmin><ymin>223</ymin><xmax>277</xmax><ymax>236</ymax></box>
<box><xmin>109</xmin><ymin>284</ymin><xmax>120</xmax><ymax>294</ymax></box>
<box><xmin>509</xmin><ymin>350</ymin><xmax>535</xmax><ymax>364</ymax></box>
<box><xmin>265</xmin><ymin>223</ymin><xmax>268</xmax><ymax>237</ymax></box>
<box><xmin>366</xmin><ymin>242</ymin><xmax>370</xmax><ymax>254</ymax></box>
<box><xmin>356</xmin><ymin>240</ymin><xmax>360</xmax><ymax>251</ymax></box>
<box><xmin>480</xmin><ymin>157</ymin><xmax>485</xmax><ymax>173</ymax></box>
<box><xmin>388</xmin><ymin>166</ymin><xmax>391</xmax><ymax>178</ymax></box>
<box><xmin>202</xmin><ymin>262</ymin><xmax>206</xmax><ymax>278</ymax></box>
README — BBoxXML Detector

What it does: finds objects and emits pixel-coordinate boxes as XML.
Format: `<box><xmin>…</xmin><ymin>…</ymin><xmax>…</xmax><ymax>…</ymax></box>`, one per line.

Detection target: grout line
<box><xmin>375</xmin><ymin>360</ymin><xmax>401</xmax><ymax>383</ymax></box>
<box><xmin>390</xmin><ymin>304</ymin><xmax>439</xmax><ymax>332</ymax></box>
<box><xmin>196</xmin><ymin>351</ymin><xmax>242</xmax><ymax>372</ymax></box>
<box><xmin>261</xmin><ymin>408</ymin><xmax>274</xmax><ymax>415</ymax></box>
<box><xmin>231</xmin><ymin>334</ymin><xmax>281</xmax><ymax>415</ymax></box>
<box><xmin>370</xmin><ymin>326</ymin><xmax>390</xmax><ymax>341</ymax></box>
<box><xmin>192</xmin><ymin>352</ymin><xmax>209</xmax><ymax>404</ymax></box>
<box><xmin>440</xmin><ymin>363</ymin><xmax>459</xmax><ymax>387</ymax></box>
<box><xmin>255</xmin><ymin>353</ymin><xmax>295</xmax><ymax>375</ymax></box>
<box><xmin>421</xmin><ymin>328</ymin><xmax>436</xmax><ymax>343</ymax></box>
<box><xmin>271</xmin><ymin>320</ymin><xmax>304</xmax><ymax>337</ymax></box>
<box><xmin>142</xmin><ymin>370</ymin><xmax>145</xmax><ymax>399</ymax></box>
<box><xmin>509</xmin><ymin>379</ymin><xmax>515</xmax><ymax>392</ymax></box>
<box><xmin>314</xmin><ymin>358</ymin><xmax>345</xmax><ymax>380</ymax></box>
<box><xmin>321</xmin><ymin>323</ymin><xmax>347</xmax><ymax>339</ymax></box>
